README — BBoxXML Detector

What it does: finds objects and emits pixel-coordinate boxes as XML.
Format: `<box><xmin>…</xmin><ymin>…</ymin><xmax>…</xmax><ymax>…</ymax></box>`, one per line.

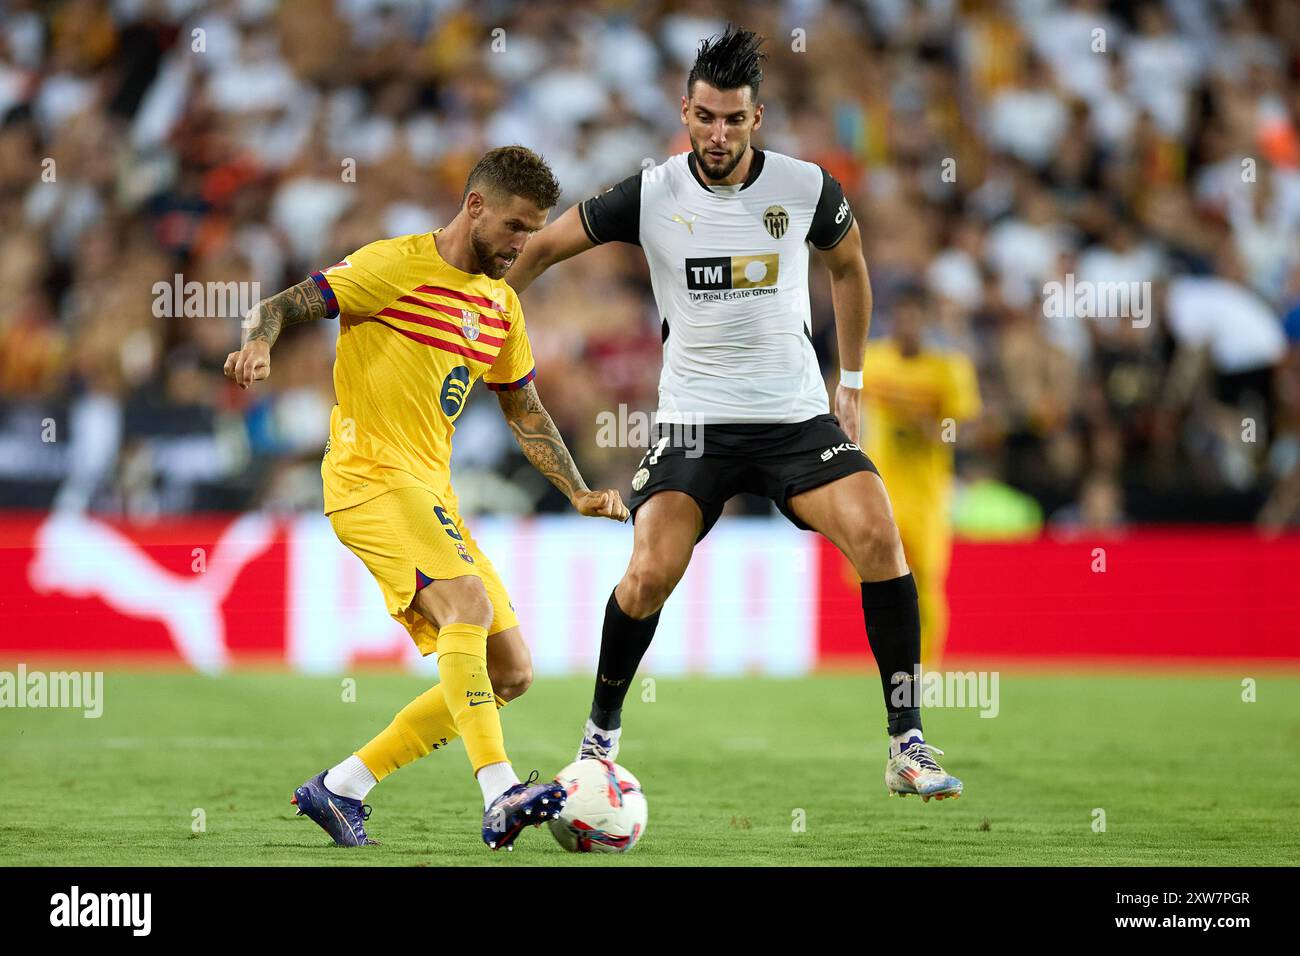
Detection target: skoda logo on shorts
<box><xmin>440</xmin><ymin>365</ymin><xmax>471</xmax><ymax>420</ymax></box>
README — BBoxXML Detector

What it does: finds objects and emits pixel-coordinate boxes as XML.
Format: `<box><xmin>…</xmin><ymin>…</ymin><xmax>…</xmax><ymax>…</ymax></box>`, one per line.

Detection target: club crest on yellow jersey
<box><xmin>461</xmin><ymin>308</ymin><xmax>481</xmax><ymax>341</ymax></box>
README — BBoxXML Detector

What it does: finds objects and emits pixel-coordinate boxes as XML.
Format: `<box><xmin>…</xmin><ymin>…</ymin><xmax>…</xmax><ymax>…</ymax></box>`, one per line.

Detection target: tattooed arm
<box><xmin>497</xmin><ymin>382</ymin><xmax>629</xmax><ymax>521</ymax></box>
<box><xmin>223</xmin><ymin>278</ymin><xmax>330</xmax><ymax>389</ymax></box>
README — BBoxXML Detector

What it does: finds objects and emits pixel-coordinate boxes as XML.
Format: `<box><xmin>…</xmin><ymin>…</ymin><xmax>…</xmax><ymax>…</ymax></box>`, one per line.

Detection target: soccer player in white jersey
<box><xmin>510</xmin><ymin>26</ymin><xmax>961</xmax><ymax>801</ymax></box>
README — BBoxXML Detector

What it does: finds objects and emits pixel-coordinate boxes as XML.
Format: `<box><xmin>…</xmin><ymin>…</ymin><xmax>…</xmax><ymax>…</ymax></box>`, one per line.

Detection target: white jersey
<box><xmin>577</xmin><ymin>149</ymin><xmax>855</xmax><ymax>424</ymax></box>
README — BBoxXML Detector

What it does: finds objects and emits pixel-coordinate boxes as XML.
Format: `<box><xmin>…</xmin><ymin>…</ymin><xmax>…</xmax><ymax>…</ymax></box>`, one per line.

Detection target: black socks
<box><xmin>589</xmin><ymin>589</ymin><xmax>661</xmax><ymax>730</ymax></box>
<box><xmin>862</xmin><ymin>573</ymin><xmax>923</xmax><ymax>737</ymax></box>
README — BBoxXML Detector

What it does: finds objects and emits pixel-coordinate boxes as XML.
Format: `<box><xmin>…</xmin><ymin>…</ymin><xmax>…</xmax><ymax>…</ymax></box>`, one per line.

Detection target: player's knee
<box><xmin>852</xmin><ymin>516</ymin><xmax>905</xmax><ymax>573</ymax></box>
<box><xmin>491</xmin><ymin>663</ymin><xmax>533</xmax><ymax>702</ymax></box>
<box><xmin>435</xmin><ymin>578</ymin><xmax>493</xmax><ymax>630</ymax></box>
<box><xmin>462</xmin><ymin>591</ymin><xmax>494</xmax><ymax>631</ymax></box>
<box><xmin>619</xmin><ymin>565</ymin><xmax>679</xmax><ymax>617</ymax></box>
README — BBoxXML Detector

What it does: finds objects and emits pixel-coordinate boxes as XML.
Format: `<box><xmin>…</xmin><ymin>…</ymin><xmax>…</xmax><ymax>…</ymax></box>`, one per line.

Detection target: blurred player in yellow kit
<box><xmin>223</xmin><ymin>146</ymin><xmax>627</xmax><ymax>851</ymax></box>
<box><xmin>861</xmin><ymin>287</ymin><xmax>981</xmax><ymax>665</ymax></box>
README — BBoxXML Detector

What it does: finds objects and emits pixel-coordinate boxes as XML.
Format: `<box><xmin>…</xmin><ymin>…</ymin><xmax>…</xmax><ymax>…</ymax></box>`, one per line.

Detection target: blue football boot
<box><xmin>482</xmin><ymin>770</ymin><xmax>567</xmax><ymax>851</ymax></box>
<box><xmin>291</xmin><ymin>770</ymin><xmax>379</xmax><ymax>846</ymax></box>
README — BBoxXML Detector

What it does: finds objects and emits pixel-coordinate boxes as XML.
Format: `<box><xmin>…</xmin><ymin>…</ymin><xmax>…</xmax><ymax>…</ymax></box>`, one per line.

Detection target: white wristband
<box><xmin>839</xmin><ymin>369</ymin><xmax>863</xmax><ymax>389</ymax></box>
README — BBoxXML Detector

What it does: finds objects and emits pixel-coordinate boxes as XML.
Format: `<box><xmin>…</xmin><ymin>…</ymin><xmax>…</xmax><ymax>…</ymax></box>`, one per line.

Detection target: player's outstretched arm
<box><xmin>815</xmin><ymin>219</ymin><xmax>872</xmax><ymax>445</ymax></box>
<box><xmin>497</xmin><ymin>382</ymin><xmax>628</xmax><ymax>521</ymax></box>
<box><xmin>223</xmin><ymin>278</ymin><xmax>330</xmax><ymax>389</ymax></box>
<box><xmin>506</xmin><ymin>205</ymin><xmax>596</xmax><ymax>295</ymax></box>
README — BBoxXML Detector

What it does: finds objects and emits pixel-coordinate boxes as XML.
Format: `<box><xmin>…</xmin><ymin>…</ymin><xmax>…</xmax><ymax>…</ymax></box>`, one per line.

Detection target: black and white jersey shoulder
<box><xmin>579</xmin><ymin>149</ymin><xmax>855</xmax><ymax>425</ymax></box>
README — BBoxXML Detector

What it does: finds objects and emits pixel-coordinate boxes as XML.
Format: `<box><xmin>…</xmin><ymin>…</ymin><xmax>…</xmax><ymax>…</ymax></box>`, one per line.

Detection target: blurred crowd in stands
<box><xmin>1</xmin><ymin>0</ymin><xmax>1298</xmax><ymax>531</ymax></box>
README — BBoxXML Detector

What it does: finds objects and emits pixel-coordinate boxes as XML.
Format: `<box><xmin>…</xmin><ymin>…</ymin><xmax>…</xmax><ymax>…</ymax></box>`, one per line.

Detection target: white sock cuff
<box><xmin>324</xmin><ymin>754</ymin><xmax>378</xmax><ymax>801</ymax></box>
<box><xmin>586</xmin><ymin>718</ymin><xmax>622</xmax><ymax>739</ymax></box>
<box><xmin>476</xmin><ymin>761</ymin><xmax>520</xmax><ymax>809</ymax></box>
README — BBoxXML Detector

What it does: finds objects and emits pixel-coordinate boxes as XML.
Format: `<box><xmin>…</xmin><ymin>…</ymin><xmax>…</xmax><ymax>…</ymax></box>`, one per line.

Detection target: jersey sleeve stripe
<box><xmin>309</xmin><ymin>271</ymin><xmax>340</xmax><ymax>319</ymax></box>
<box><xmin>382</xmin><ymin>304</ymin><xmax>507</xmax><ymax>347</ymax></box>
<box><xmin>484</xmin><ymin>367</ymin><xmax>536</xmax><ymax>391</ymax></box>
<box><xmin>577</xmin><ymin>201</ymin><xmax>603</xmax><ymax>245</ymax></box>
<box><xmin>396</xmin><ymin>294</ymin><xmax>510</xmax><ymax>331</ymax></box>
<box><xmin>812</xmin><ymin>214</ymin><xmax>853</xmax><ymax>251</ymax></box>
<box><xmin>414</xmin><ymin>284</ymin><xmax>510</xmax><ymax>316</ymax></box>
<box><xmin>352</xmin><ymin>315</ymin><xmax>497</xmax><ymax>365</ymax></box>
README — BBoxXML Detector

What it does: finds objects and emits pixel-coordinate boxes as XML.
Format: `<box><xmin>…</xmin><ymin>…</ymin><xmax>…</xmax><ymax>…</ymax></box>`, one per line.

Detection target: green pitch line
<box><xmin>2</xmin><ymin>672</ymin><xmax>1297</xmax><ymax>866</ymax></box>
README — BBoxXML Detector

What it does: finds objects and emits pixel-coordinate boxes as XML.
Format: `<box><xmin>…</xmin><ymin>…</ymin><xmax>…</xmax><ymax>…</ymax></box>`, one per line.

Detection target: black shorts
<box><xmin>1212</xmin><ymin>365</ymin><xmax>1273</xmax><ymax>407</ymax></box>
<box><xmin>626</xmin><ymin>414</ymin><xmax>879</xmax><ymax>540</ymax></box>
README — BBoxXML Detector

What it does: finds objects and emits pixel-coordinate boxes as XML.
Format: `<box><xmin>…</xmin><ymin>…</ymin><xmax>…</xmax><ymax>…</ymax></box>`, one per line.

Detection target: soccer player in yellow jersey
<box><xmin>860</xmin><ymin>287</ymin><xmax>981</xmax><ymax>666</ymax></box>
<box><xmin>223</xmin><ymin>146</ymin><xmax>628</xmax><ymax>851</ymax></box>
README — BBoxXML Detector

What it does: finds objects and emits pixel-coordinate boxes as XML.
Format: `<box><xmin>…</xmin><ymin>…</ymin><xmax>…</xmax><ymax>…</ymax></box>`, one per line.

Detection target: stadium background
<box><xmin>0</xmin><ymin>0</ymin><xmax>1297</xmax><ymax>674</ymax></box>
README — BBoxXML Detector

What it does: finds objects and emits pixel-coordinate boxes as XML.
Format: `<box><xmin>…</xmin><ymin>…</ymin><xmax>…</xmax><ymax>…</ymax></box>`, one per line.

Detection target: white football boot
<box><xmin>885</xmin><ymin>735</ymin><xmax>963</xmax><ymax>801</ymax></box>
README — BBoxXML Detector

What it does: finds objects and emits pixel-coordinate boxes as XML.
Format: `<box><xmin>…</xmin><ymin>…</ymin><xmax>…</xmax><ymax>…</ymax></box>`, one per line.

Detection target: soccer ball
<box><xmin>549</xmin><ymin>758</ymin><xmax>647</xmax><ymax>853</ymax></box>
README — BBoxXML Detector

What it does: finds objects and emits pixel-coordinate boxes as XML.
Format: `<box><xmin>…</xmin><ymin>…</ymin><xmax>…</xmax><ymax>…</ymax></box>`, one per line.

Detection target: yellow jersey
<box><xmin>860</xmin><ymin>340</ymin><xmax>981</xmax><ymax>509</ymax></box>
<box><xmin>311</xmin><ymin>231</ymin><xmax>536</xmax><ymax>515</ymax></box>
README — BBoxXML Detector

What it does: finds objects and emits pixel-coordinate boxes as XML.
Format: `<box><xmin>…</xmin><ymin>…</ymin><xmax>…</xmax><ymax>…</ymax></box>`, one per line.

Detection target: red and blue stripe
<box><xmin>485</xmin><ymin>367</ymin><xmax>536</xmax><ymax>392</ymax></box>
<box><xmin>309</xmin><ymin>271</ymin><xmax>340</xmax><ymax>319</ymax></box>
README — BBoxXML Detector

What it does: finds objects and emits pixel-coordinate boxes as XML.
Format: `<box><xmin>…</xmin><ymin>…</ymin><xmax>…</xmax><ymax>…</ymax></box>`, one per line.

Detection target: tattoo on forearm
<box><xmin>498</xmin><ymin>383</ymin><xmax>588</xmax><ymax>500</ymax></box>
<box><xmin>244</xmin><ymin>279</ymin><xmax>328</xmax><ymax>346</ymax></box>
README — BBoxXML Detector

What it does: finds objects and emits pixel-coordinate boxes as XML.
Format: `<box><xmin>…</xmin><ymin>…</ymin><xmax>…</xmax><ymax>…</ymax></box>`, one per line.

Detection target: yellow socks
<box><xmin>355</xmin><ymin>637</ymin><xmax>508</xmax><ymax>781</ymax></box>
<box><xmin>433</xmin><ymin>623</ymin><xmax>509</xmax><ymax>773</ymax></box>
<box><xmin>358</xmin><ymin>684</ymin><xmax>451</xmax><ymax>780</ymax></box>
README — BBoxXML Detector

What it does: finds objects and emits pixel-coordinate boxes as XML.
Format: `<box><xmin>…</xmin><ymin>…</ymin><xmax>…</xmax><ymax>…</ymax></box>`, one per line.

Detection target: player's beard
<box><xmin>690</xmin><ymin>136</ymin><xmax>747</xmax><ymax>182</ymax></box>
<box><xmin>470</xmin><ymin>225</ymin><xmax>515</xmax><ymax>279</ymax></box>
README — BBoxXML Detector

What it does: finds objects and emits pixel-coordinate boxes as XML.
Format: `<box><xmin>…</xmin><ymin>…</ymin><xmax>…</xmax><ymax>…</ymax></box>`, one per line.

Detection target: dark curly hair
<box><xmin>463</xmin><ymin>145</ymin><xmax>562</xmax><ymax>209</ymax></box>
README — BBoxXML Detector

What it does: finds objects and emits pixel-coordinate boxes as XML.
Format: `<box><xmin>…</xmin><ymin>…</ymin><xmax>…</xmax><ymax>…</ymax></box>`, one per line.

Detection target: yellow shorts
<box><xmin>328</xmin><ymin>486</ymin><xmax>519</xmax><ymax>655</ymax></box>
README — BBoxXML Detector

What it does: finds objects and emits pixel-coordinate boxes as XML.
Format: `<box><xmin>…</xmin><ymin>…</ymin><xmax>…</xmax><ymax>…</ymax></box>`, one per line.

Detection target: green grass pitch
<box><xmin>3</xmin><ymin>671</ymin><xmax>1298</xmax><ymax>866</ymax></box>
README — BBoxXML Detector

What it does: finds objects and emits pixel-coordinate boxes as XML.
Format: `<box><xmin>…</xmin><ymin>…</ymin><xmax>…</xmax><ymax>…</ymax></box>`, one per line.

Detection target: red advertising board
<box><xmin>2</xmin><ymin>513</ymin><xmax>1297</xmax><ymax>669</ymax></box>
<box><xmin>819</xmin><ymin>528</ymin><xmax>1300</xmax><ymax>665</ymax></box>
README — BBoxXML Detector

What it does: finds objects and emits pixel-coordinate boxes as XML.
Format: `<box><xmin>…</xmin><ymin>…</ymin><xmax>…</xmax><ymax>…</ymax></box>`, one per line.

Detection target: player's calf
<box><xmin>580</xmin><ymin>590</ymin><xmax>661</xmax><ymax>761</ymax></box>
<box><xmin>486</xmin><ymin>625</ymin><xmax>534</xmax><ymax>701</ymax></box>
<box><xmin>488</xmin><ymin>662</ymin><xmax>532</xmax><ymax>701</ymax></box>
<box><xmin>576</xmin><ymin>492</ymin><xmax>697</xmax><ymax>772</ymax></box>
